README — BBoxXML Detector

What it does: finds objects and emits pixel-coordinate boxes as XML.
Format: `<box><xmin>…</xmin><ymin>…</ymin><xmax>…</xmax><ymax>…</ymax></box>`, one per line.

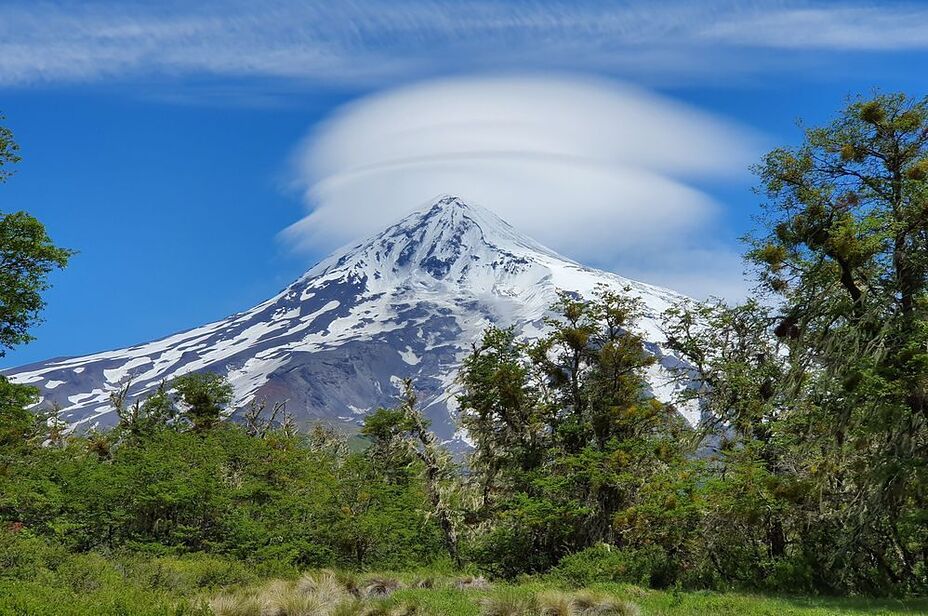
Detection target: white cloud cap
<box><xmin>283</xmin><ymin>75</ymin><xmax>760</xmax><ymax>300</ymax></box>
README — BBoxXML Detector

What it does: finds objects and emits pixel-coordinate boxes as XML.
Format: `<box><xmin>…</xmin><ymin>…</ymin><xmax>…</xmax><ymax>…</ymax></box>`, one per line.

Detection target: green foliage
<box><xmin>645</xmin><ymin>92</ymin><xmax>928</xmax><ymax>595</ymax></box>
<box><xmin>0</xmin><ymin>547</ymin><xmax>926</xmax><ymax>616</ymax></box>
<box><xmin>0</xmin><ymin>210</ymin><xmax>74</xmax><ymax>356</ymax></box>
<box><xmin>363</xmin><ymin>380</ymin><xmax>463</xmax><ymax>567</ymax></box>
<box><xmin>172</xmin><ymin>373</ymin><xmax>234</xmax><ymax>432</ymax></box>
<box><xmin>0</xmin><ymin>113</ymin><xmax>73</xmax><ymax>356</ymax></box>
<box><xmin>0</xmin><ymin>399</ymin><xmax>446</xmax><ymax>573</ymax></box>
<box><xmin>742</xmin><ymin>92</ymin><xmax>928</xmax><ymax>593</ymax></box>
<box><xmin>203</xmin><ymin>572</ymin><xmax>928</xmax><ymax>616</ymax></box>
<box><xmin>548</xmin><ymin>544</ymin><xmax>667</xmax><ymax>588</ymax></box>
<box><xmin>0</xmin><ymin>113</ymin><xmax>20</xmax><ymax>183</ymax></box>
<box><xmin>459</xmin><ymin>287</ymin><xmax>686</xmax><ymax>578</ymax></box>
<box><xmin>0</xmin><ymin>376</ymin><xmax>39</xmax><ymax>451</ymax></box>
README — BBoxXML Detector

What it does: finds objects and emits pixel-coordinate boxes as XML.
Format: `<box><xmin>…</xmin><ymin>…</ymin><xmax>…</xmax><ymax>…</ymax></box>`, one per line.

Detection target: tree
<box><xmin>0</xmin><ymin>115</ymin><xmax>73</xmax><ymax>357</ymax></box>
<box><xmin>654</xmin><ymin>93</ymin><xmax>928</xmax><ymax>593</ymax></box>
<box><xmin>459</xmin><ymin>286</ymin><xmax>686</xmax><ymax>576</ymax></box>
<box><xmin>110</xmin><ymin>380</ymin><xmax>176</xmax><ymax>442</ymax></box>
<box><xmin>363</xmin><ymin>380</ymin><xmax>462</xmax><ymax>568</ymax></box>
<box><xmin>748</xmin><ymin>92</ymin><xmax>928</xmax><ymax>592</ymax></box>
<box><xmin>172</xmin><ymin>372</ymin><xmax>233</xmax><ymax>432</ymax></box>
<box><xmin>242</xmin><ymin>398</ymin><xmax>286</xmax><ymax>438</ymax></box>
<box><xmin>0</xmin><ymin>376</ymin><xmax>39</xmax><ymax>453</ymax></box>
<box><xmin>0</xmin><ymin>113</ymin><xmax>72</xmax><ymax>466</ymax></box>
<box><xmin>453</xmin><ymin>326</ymin><xmax>542</xmax><ymax>507</ymax></box>
<box><xmin>663</xmin><ymin>299</ymin><xmax>787</xmax><ymax>451</ymax></box>
<box><xmin>0</xmin><ymin>212</ymin><xmax>73</xmax><ymax>356</ymax></box>
<box><xmin>663</xmin><ymin>299</ymin><xmax>816</xmax><ymax>589</ymax></box>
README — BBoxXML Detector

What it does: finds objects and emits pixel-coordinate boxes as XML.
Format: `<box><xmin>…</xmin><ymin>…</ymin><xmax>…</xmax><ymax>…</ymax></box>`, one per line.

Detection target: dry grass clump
<box><xmin>208</xmin><ymin>594</ymin><xmax>248</xmax><ymax>616</ymax></box>
<box><xmin>537</xmin><ymin>590</ymin><xmax>574</xmax><ymax>616</ymax></box>
<box><xmin>570</xmin><ymin>591</ymin><xmax>640</xmax><ymax>616</ymax></box>
<box><xmin>453</xmin><ymin>575</ymin><xmax>490</xmax><ymax>590</ymax></box>
<box><xmin>208</xmin><ymin>570</ymin><xmax>639</xmax><ymax>616</ymax></box>
<box><xmin>208</xmin><ymin>572</ymin><xmax>415</xmax><ymax>616</ymax></box>
<box><xmin>267</xmin><ymin>591</ymin><xmax>331</xmax><ymax>616</ymax></box>
<box><xmin>297</xmin><ymin>569</ymin><xmax>352</xmax><ymax>605</ymax></box>
<box><xmin>478</xmin><ymin>590</ymin><xmax>535</xmax><ymax>616</ymax></box>
<box><xmin>359</xmin><ymin>575</ymin><xmax>403</xmax><ymax>598</ymax></box>
<box><xmin>208</xmin><ymin>576</ymin><xmax>340</xmax><ymax>616</ymax></box>
<box><xmin>259</xmin><ymin>579</ymin><xmax>297</xmax><ymax>614</ymax></box>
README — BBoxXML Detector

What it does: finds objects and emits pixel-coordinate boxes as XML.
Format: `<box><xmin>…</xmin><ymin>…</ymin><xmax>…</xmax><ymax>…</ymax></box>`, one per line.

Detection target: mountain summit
<box><xmin>5</xmin><ymin>196</ymin><xmax>697</xmax><ymax>442</ymax></box>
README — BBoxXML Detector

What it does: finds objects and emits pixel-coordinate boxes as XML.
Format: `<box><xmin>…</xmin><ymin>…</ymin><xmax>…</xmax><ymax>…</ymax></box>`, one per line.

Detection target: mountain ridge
<box><xmin>4</xmin><ymin>196</ymin><xmax>698</xmax><ymax>443</ymax></box>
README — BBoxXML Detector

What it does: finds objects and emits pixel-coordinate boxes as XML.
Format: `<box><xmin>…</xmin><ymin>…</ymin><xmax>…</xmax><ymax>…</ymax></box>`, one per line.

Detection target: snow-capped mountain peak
<box><xmin>4</xmin><ymin>196</ymin><xmax>697</xmax><ymax>441</ymax></box>
<box><xmin>306</xmin><ymin>195</ymin><xmax>561</xmax><ymax>287</ymax></box>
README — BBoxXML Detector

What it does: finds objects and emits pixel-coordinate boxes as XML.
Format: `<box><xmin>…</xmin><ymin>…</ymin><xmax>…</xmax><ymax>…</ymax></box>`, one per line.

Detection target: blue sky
<box><xmin>2</xmin><ymin>0</ymin><xmax>928</xmax><ymax>367</ymax></box>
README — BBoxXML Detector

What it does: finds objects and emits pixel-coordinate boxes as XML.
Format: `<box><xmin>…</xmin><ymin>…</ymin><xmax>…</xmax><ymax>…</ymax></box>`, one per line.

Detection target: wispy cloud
<box><xmin>702</xmin><ymin>7</ymin><xmax>928</xmax><ymax>50</ymax></box>
<box><xmin>283</xmin><ymin>75</ymin><xmax>761</xmax><ymax>300</ymax></box>
<box><xmin>0</xmin><ymin>1</ymin><xmax>926</xmax><ymax>90</ymax></box>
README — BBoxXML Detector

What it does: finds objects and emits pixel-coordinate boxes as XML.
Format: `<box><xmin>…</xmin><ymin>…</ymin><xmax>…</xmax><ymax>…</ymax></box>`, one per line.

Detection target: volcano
<box><xmin>4</xmin><ymin>196</ymin><xmax>698</xmax><ymax>443</ymax></box>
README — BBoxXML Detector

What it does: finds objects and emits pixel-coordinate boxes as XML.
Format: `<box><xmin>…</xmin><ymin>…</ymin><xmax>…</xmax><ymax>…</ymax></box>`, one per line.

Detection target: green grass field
<box><xmin>1</xmin><ymin>560</ymin><xmax>926</xmax><ymax>616</ymax></box>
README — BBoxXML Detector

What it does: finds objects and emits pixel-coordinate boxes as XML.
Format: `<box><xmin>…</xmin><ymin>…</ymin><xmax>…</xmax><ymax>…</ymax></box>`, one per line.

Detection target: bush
<box><xmin>55</xmin><ymin>552</ymin><xmax>122</xmax><ymax>594</ymax></box>
<box><xmin>548</xmin><ymin>544</ymin><xmax>671</xmax><ymax>588</ymax></box>
<box><xmin>129</xmin><ymin>554</ymin><xmax>257</xmax><ymax>592</ymax></box>
<box><xmin>0</xmin><ymin>530</ymin><xmax>60</xmax><ymax>580</ymax></box>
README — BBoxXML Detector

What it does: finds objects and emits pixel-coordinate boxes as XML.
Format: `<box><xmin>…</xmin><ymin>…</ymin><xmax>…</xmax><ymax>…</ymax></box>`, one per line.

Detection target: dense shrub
<box><xmin>549</xmin><ymin>544</ymin><xmax>670</xmax><ymax>589</ymax></box>
<box><xmin>0</xmin><ymin>423</ymin><xmax>445</xmax><ymax>573</ymax></box>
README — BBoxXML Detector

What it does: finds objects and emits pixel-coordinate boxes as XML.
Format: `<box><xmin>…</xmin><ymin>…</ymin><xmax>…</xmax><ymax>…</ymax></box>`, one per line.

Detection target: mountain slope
<box><xmin>4</xmin><ymin>196</ymin><xmax>697</xmax><ymax>442</ymax></box>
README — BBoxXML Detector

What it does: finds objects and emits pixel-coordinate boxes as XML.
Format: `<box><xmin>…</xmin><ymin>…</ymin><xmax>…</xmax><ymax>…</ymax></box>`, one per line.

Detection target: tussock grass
<box><xmin>297</xmin><ymin>569</ymin><xmax>353</xmax><ymax>604</ymax></box>
<box><xmin>3</xmin><ymin>548</ymin><xmax>926</xmax><ymax>616</ymax></box>
<box><xmin>537</xmin><ymin>590</ymin><xmax>574</xmax><ymax>616</ymax></box>
<box><xmin>478</xmin><ymin>588</ymin><xmax>535</xmax><ymax>616</ymax></box>
<box><xmin>360</xmin><ymin>575</ymin><xmax>403</xmax><ymax>598</ymax></box>
<box><xmin>202</xmin><ymin>570</ymin><xmax>928</xmax><ymax>616</ymax></box>
<box><xmin>206</xmin><ymin>571</ymin><xmax>422</xmax><ymax>616</ymax></box>
<box><xmin>569</xmin><ymin>590</ymin><xmax>639</xmax><ymax>615</ymax></box>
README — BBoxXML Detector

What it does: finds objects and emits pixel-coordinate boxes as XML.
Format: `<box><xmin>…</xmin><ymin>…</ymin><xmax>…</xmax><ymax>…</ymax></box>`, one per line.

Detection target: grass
<box><xmin>365</xmin><ymin>583</ymin><xmax>928</xmax><ymax>616</ymax></box>
<box><xmin>1</xmin><ymin>558</ymin><xmax>926</xmax><ymax>615</ymax></box>
<box><xmin>201</xmin><ymin>571</ymin><xmax>928</xmax><ymax>616</ymax></box>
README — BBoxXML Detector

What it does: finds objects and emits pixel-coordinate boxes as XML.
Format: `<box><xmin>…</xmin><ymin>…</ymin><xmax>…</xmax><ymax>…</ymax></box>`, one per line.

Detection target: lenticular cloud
<box><xmin>283</xmin><ymin>74</ymin><xmax>760</xmax><ymax>299</ymax></box>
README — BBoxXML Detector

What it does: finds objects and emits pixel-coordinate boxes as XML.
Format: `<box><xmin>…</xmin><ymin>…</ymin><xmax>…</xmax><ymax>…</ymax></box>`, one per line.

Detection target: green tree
<box><xmin>459</xmin><ymin>287</ymin><xmax>686</xmax><ymax>576</ymax></box>
<box><xmin>748</xmin><ymin>92</ymin><xmax>928</xmax><ymax>592</ymax></box>
<box><xmin>455</xmin><ymin>326</ymin><xmax>542</xmax><ymax>507</ymax></box>
<box><xmin>363</xmin><ymin>380</ymin><xmax>462</xmax><ymax>568</ymax></box>
<box><xmin>110</xmin><ymin>380</ymin><xmax>176</xmax><ymax>443</ymax></box>
<box><xmin>0</xmin><ymin>115</ymin><xmax>73</xmax><ymax>356</ymax></box>
<box><xmin>0</xmin><ymin>376</ymin><xmax>39</xmax><ymax>453</ymax></box>
<box><xmin>172</xmin><ymin>372</ymin><xmax>233</xmax><ymax>432</ymax></box>
<box><xmin>0</xmin><ymin>112</ymin><xmax>72</xmax><ymax>464</ymax></box>
<box><xmin>663</xmin><ymin>299</ymin><xmax>818</xmax><ymax>590</ymax></box>
<box><xmin>659</xmin><ymin>93</ymin><xmax>928</xmax><ymax>594</ymax></box>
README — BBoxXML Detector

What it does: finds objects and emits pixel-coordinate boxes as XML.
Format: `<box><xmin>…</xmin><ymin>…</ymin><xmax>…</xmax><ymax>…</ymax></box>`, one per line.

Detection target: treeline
<box><xmin>0</xmin><ymin>379</ymin><xmax>445</xmax><ymax>570</ymax></box>
<box><xmin>1</xmin><ymin>93</ymin><xmax>927</xmax><ymax>597</ymax></box>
